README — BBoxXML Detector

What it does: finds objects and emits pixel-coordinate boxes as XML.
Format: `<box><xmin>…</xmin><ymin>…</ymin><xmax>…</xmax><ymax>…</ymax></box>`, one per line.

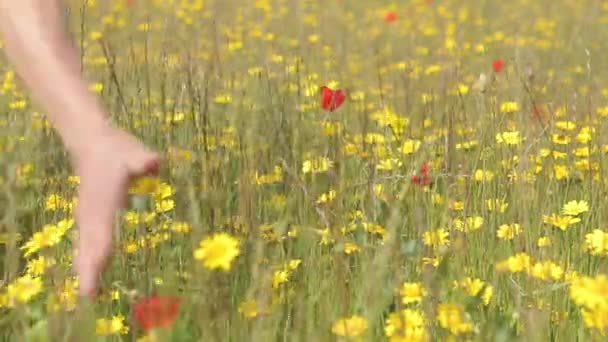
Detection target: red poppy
<box><xmin>320</xmin><ymin>86</ymin><xmax>346</xmax><ymax>112</ymax></box>
<box><xmin>132</xmin><ymin>296</ymin><xmax>181</xmax><ymax>332</ymax></box>
<box><xmin>492</xmin><ymin>59</ymin><xmax>505</xmax><ymax>73</ymax></box>
<box><xmin>384</xmin><ymin>11</ymin><xmax>398</xmax><ymax>23</ymax></box>
<box><xmin>411</xmin><ymin>162</ymin><xmax>431</xmax><ymax>185</ymax></box>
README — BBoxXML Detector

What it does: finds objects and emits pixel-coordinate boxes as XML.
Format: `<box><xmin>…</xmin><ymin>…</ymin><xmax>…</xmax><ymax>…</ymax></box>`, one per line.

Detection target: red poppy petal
<box><xmin>493</xmin><ymin>59</ymin><xmax>505</xmax><ymax>73</ymax></box>
<box><xmin>321</xmin><ymin>86</ymin><xmax>334</xmax><ymax>111</ymax></box>
<box><xmin>132</xmin><ymin>296</ymin><xmax>181</xmax><ymax>332</ymax></box>
<box><xmin>332</xmin><ymin>90</ymin><xmax>346</xmax><ymax>111</ymax></box>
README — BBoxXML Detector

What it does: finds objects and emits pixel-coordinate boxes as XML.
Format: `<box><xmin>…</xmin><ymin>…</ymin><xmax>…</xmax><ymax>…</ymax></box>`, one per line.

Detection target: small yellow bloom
<box><xmin>529</xmin><ymin>261</ymin><xmax>564</xmax><ymax>281</ymax></box>
<box><xmin>316</xmin><ymin>189</ymin><xmax>337</xmax><ymax>204</ymax></box>
<box><xmin>384</xmin><ymin>309</ymin><xmax>427</xmax><ymax>341</ymax></box>
<box><xmin>6</xmin><ymin>275</ymin><xmax>42</xmax><ymax>305</ymax></box>
<box><xmin>500</xmin><ymin>101</ymin><xmax>519</xmax><ymax>113</ymax></box>
<box><xmin>437</xmin><ymin>303</ymin><xmax>474</xmax><ymax>335</ymax></box>
<box><xmin>496</xmin><ymin>252</ymin><xmax>531</xmax><ymax>273</ymax></box>
<box><xmin>399</xmin><ymin>139</ymin><xmax>422</xmax><ymax>154</ymax></box>
<box><xmin>214</xmin><ymin>94</ymin><xmax>232</xmax><ymax>104</ymax></box>
<box><xmin>422</xmin><ymin>228</ymin><xmax>450</xmax><ymax>250</ymax></box>
<box><xmin>496</xmin><ymin>131</ymin><xmax>521</xmax><ymax>145</ymax></box>
<box><xmin>474</xmin><ymin>169</ymin><xmax>495</xmax><ymax>182</ymax></box>
<box><xmin>272</xmin><ymin>270</ymin><xmax>289</xmax><ymax>289</ymax></box>
<box><xmin>96</xmin><ymin>315</ymin><xmax>129</xmax><ymax>336</ymax></box>
<box><xmin>194</xmin><ymin>233</ymin><xmax>240</xmax><ymax>271</ymax></box>
<box><xmin>537</xmin><ymin>236</ymin><xmax>552</xmax><ymax>247</ymax></box>
<box><xmin>331</xmin><ymin>315</ymin><xmax>368</xmax><ymax>337</ymax></box>
<box><xmin>453</xmin><ymin>216</ymin><xmax>484</xmax><ymax>233</ymax></box>
<box><xmin>543</xmin><ymin>214</ymin><xmax>581</xmax><ymax>231</ymax></box>
<box><xmin>585</xmin><ymin>229</ymin><xmax>608</xmax><ymax>256</ymax></box>
<box><xmin>562</xmin><ymin>200</ymin><xmax>589</xmax><ymax>216</ymax></box>
<box><xmin>486</xmin><ymin>198</ymin><xmax>508</xmax><ymax>213</ymax></box>
<box><xmin>496</xmin><ymin>223</ymin><xmax>522</xmax><ymax>240</ymax></box>
<box><xmin>302</xmin><ymin>157</ymin><xmax>333</xmax><ymax>174</ymax></box>
<box><xmin>399</xmin><ymin>282</ymin><xmax>427</xmax><ymax>304</ymax></box>
<box><xmin>343</xmin><ymin>242</ymin><xmax>361</xmax><ymax>254</ymax></box>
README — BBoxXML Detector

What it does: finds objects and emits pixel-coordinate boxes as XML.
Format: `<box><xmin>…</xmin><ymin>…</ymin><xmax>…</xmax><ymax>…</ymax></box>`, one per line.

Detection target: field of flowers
<box><xmin>1</xmin><ymin>0</ymin><xmax>608</xmax><ymax>340</ymax></box>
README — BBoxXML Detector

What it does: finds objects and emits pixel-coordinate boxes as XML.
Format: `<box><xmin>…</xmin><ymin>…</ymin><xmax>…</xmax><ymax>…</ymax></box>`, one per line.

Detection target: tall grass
<box><xmin>0</xmin><ymin>0</ymin><xmax>607</xmax><ymax>341</ymax></box>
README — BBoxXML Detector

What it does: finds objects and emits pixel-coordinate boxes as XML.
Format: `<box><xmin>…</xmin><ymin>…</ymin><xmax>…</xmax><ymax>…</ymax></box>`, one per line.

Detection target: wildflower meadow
<box><xmin>1</xmin><ymin>0</ymin><xmax>608</xmax><ymax>341</ymax></box>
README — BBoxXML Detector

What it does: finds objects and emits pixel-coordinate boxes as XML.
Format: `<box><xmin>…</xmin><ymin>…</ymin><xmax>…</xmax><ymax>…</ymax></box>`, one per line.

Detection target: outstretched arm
<box><xmin>0</xmin><ymin>0</ymin><xmax>109</xmax><ymax>156</ymax></box>
<box><xmin>0</xmin><ymin>0</ymin><xmax>158</xmax><ymax>297</ymax></box>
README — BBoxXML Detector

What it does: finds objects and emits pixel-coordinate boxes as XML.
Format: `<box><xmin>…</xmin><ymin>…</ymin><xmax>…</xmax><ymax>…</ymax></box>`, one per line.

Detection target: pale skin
<box><xmin>0</xmin><ymin>0</ymin><xmax>159</xmax><ymax>297</ymax></box>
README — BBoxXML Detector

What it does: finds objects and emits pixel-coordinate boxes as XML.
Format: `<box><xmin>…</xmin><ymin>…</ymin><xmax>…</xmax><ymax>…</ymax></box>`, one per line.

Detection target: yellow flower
<box><xmin>316</xmin><ymin>228</ymin><xmax>335</xmax><ymax>246</ymax></box>
<box><xmin>581</xmin><ymin>307</ymin><xmax>608</xmax><ymax>331</ymax></box>
<box><xmin>370</xmin><ymin>108</ymin><xmax>409</xmax><ymax>134</ymax></box>
<box><xmin>569</xmin><ymin>274</ymin><xmax>608</xmax><ymax>311</ymax></box>
<box><xmin>124</xmin><ymin>211</ymin><xmax>157</xmax><ymax>227</ymax></box>
<box><xmin>44</xmin><ymin>194</ymin><xmax>71</xmax><ymax>211</ymax></box>
<box><xmin>253</xmin><ymin>166</ymin><xmax>283</xmax><ymax>185</ymax></box>
<box><xmin>377</xmin><ymin>158</ymin><xmax>403</xmax><ymax>171</ymax></box>
<box><xmin>496</xmin><ymin>252</ymin><xmax>531</xmax><ymax>273</ymax></box>
<box><xmin>6</xmin><ymin>275</ymin><xmax>42</xmax><ymax>305</ymax></box>
<box><xmin>537</xmin><ymin>236</ymin><xmax>552</xmax><ymax>247</ymax></box>
<box><xmin>553</xmin><ymin>164</ymin><xmax>570</xmax><ymax>180</ymax></box>
<box><xmin>597</xmin><ymin>106</ymin><xmax>608</xmax><ymax>117</ymax></box>
<box><xmin>422</xmin><ymin>228</ymin><xmax>450</xmax><ymax>250</ymax></box>
<box><xmin>399</xmin><ymin>139</ymin><xmax>422</xmax><ymax>154</ymax></box>
<box><xmin>555</xmin><ymin>120</ymin><xmax>576</xmax><ymax>131</ymax></box>
<box><xmin>21</xmin><ymin>221</ymin><xmax>72</xmax><ymax>257</ymax></box>
<box><xmin>25</xmin><ymin>256</ymin><xmax>55</xmax><ymax>276</ymax></box>
<box><xmin>577</xmin><ymin>126</ymin><xmax>594</xmax><ymax>144</ymax></box>
<box><xmin>422</xmin><ymin>256</ymin><xmax>442</xmax><ymax>268</ymax></box>
<box><xmin>474</xmin><ymin>169</ymin><xmax>495</xmax><ymax>182</ymax></box>
<box><xmin>316</xmin><ymin>190</ymin><xmax>337</xmax><ymax>204</ymax></box>
<box><xmin>500</xmin><ymin>101</ymin><xmax>519</xmax><ymax>113</ymax></box>
<box><xmin>136</xmin><ymin>332</ymin><xmax>159</xmax><ymax>342</ymax></box>
<box><xmin>495</xmin><ymin>131</ymin><xmax>521</xmax><ymax>145</ymax></box>
<box><xmin>455</xmin><ymin>277</ymin><xmax>493</xmax><ymax>305</ymax></box>
<box><xmin>155</xmin><ymin>198</ymin><xmax>175</xmax><ymax>213</ymax></box>
<box><xmin>89</xmin><ymin>82</ymin><xmax>104</xmax><ymax>93</ymax></box>
<box><xmin>453</xmin><ymin>216</ymin><xmax>483</xmax><ymax>233</ymax></box>
<box><xmin>286</xmin><ymin>259</ymin><xmax>302</xmax><ymax>271</ymax></box>
<box><xmin>384</xmin><ymin>309</ymin><xmax>427</xmax><ymax>341</ymax></box>
<box><xmin>562</xmin><ymin>200</ymin><xmax>589</xmax><ymax>216</ymax></box>
<box><xmin>129</xmin><ymin>177</ymin><xmax>161</xmax><ymax>194</ymax></box>
<box><xmin>486</xmin><ymin>198</ymin><xmax>508</xmax><ymax>213</ymax></box>
<box><xmin>552</xmin><ymin>134</ymin><xmax>571</xmax><ymax>145</ymax></box>
<box><xmin>239</xmin><ymin>299</ymin><xmax>262</xmax><ymax>319</ymax></box>
<box><xmin>450</xmin><ymin>201</ymin><xmax>465</xmax><ymax>211</ymax></box>
<box><xmin>585</xmin><ymin>230</ymin><xmax>608</xmax><ymax>256</ymax></box>
<box><xmin>96</xmin><ymin>315</ymin><xmax>129</xmax><ymax>336</ymax></box>
<box><xmin>331</xmin><ymin>315</ymin><xmax>368</xmax><ymax>337</ymax></box>
<box><xmin>48</xmin><ymin>278</ymin><xmax>79</xmax><ymax>312</ymax></box>
<box><xmin>272</xmin><ymin>270</ymin><xmax>289</xmax><ymax>289</ymax></box>
<box><xmin>302</xmin><ymin>157</ymin><xmax>333</xmax><ymax>174</ymax></box>
<box><xmin>542</xmin><ymin>214</ymin><xmax>581</xmax><ymax>231</ymax></box>
<box><xmin>496</xmin><ymin>223</ymin><xmax>522</xmax><ymax>240</ymax></box>
<box><xmin>169</xmin><ymin>221</ymin><xmax>192</xmax><ymax>233</ymax></box>
<box><xmin>194</xmin><ymin>233</ymin><xmax>240</xmax><ymax>271</ymax></box>
<box><xmin>343</xmin><ymin>242</ymin><xmax>361</xmax><ymax>254</ymax></box>
<box><xmin>573</xmin><ymin>147</ymin><xmax>591</xmax><ymax>157</ymax></box>
<box><xmin>214</xmin><ymin>94</ymin><xmax>232</xmax><ymax>104</ymax></box>
<box><xmin>399</xmin><ymin>282</ymin><xmax>427</xmax><ymax>304</ymax></box>
<box><xmin>529</xmin><ymin>261</ymin><xmax>564</xmax><ymax>280</ymax></box>
<box><xmin>437</xmin><ymin>303</ymin><xmax>474</xmax><ymax>335</ymax></box>
<box><xmin>362</xmin><ymin>222</ymin><xmax>387</xmax><ymax>238</ymax></box>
